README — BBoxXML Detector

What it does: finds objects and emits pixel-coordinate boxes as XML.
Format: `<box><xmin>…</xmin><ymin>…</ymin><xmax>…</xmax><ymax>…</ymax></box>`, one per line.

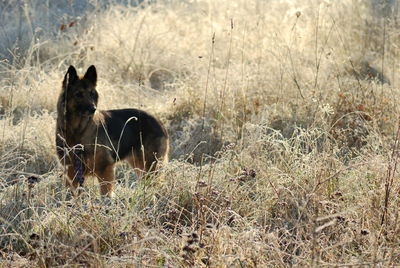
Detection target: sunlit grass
<box><xmin>1</xmin><ymin>0</ymin><xmax>399</xmax><ymax>266</ymax></box>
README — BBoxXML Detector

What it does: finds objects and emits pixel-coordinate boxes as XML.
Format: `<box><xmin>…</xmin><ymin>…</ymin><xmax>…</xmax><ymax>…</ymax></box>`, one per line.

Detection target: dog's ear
<box><xmin>84</xmin><ymin>65</ymin><xmax>97</xmax><ymax>85</ymax></box>
<box><xmin>62</xmin><ymin>65</ymin><xmax>78</xmax><ymax>90</ymax></box>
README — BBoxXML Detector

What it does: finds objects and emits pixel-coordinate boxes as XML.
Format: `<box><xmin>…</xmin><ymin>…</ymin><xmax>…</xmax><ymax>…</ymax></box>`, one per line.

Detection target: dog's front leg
<box><xmin>96</xmin><ymin>164</ymin><xmax>115</xmax><ymax>197</ymax></box>
<box><xmin>66</xmin><ymin>166</ymin><xmax>83</xmax><ymax>195</ymax></box>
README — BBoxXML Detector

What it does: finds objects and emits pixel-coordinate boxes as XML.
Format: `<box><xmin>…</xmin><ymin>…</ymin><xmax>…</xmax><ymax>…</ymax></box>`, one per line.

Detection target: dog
<box><xmin>56</xmin><ymin>65</ymin><xmax>169</xmax><ymax>197</ymax></box>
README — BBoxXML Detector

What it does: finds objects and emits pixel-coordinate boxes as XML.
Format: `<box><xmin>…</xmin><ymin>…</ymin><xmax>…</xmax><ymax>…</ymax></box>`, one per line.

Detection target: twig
<box><xmin>381</xmin><ymin>117</ymin><xmax>400</xmax><ymax>225</ymax></box>
<box><xmin>202</xmin><ymin>32</ymin><xmax>215</xmax><ymax>130</ymax></box>
<box><xmin>219</xmin><ymin>18</ymin><xmax>234</xmax><ymax>140</ymax></box>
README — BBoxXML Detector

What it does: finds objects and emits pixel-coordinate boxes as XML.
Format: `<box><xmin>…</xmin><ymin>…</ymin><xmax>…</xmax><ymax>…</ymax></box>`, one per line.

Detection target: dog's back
<box><xmin>99</xmin><ymin>108</ymin><xmax>169</xmax><ymax>170</ymax></box>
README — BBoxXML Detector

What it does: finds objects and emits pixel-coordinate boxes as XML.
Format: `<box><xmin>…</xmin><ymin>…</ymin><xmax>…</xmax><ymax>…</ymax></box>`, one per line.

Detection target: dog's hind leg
<box><xmin>143</xmin><ymin>137</ymin><xmax>169</xmax><ymax>174</ymax></box>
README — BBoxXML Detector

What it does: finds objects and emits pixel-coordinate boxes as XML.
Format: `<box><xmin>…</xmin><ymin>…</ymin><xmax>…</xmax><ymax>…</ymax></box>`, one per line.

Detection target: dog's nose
<box><xmin>89</xmin><ymin>106</ymin><xmax>97</xmax><ymax>114</ymax></box>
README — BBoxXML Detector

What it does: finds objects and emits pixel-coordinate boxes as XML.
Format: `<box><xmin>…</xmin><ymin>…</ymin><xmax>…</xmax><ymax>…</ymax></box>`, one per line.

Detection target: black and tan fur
<box><xmin>56</xmin><ymin>65</ymin><xmax>169</xmax><ymax>196</ymax></box>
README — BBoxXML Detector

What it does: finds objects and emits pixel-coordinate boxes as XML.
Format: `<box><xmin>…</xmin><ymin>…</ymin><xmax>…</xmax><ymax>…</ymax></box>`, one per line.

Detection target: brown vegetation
<box><xmin>1</xmin><ymin>0</ymin><xmax>400</xmax><ymax>267</ymax></box>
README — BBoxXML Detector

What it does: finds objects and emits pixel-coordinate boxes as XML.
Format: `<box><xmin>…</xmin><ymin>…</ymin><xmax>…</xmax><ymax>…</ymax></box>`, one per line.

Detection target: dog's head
<box><xmin>60</xmin><ymin>65</ymin><xmax>99</xmax><ymax>117</ymax></box>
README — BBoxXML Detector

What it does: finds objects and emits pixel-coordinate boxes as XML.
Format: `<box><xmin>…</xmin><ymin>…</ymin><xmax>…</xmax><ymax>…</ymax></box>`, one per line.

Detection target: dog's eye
<box><xmin>90</xmin><ymin>91</ymin><xmax>96</xmax><ymax>97</ymax></box>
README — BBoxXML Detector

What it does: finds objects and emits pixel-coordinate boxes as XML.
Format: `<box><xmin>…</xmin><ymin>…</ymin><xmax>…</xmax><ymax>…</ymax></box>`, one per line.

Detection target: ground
<box><xmin>0</xmin><ymin>0</ymin><xmax>400</xmax><ymax>267</ymax></box>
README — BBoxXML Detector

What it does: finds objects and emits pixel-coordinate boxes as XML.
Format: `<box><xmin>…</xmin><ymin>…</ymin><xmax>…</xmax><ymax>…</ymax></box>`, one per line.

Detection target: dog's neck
<box><xmin>68</xmin><ymin>112</ymin><xmax>93</xmax><ymax>135</ymax></box>
<box><xmin>57</xmin><ymin>109</ymin><xmax>97</xmax><ymax>147</ymax></box>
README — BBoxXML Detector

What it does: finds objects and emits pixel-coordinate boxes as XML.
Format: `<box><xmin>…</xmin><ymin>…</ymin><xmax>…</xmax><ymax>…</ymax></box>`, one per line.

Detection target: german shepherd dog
<box><xmin>56</xmin><ymin>65</ymin><xmax>169</xmax><ymax>197</ymax></box>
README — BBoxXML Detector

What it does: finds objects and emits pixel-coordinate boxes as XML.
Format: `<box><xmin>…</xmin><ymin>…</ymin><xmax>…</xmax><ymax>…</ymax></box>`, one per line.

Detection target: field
<box><xmin>1</xmin><ymin>0</ymin><xmax>400</xmax><ymax>267</ymax></box>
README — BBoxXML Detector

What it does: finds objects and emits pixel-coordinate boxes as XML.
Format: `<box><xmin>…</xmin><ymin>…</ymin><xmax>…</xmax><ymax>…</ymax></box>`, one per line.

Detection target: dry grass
<box><xmin>1</xmin><ymin>0</ymin><xmax>400</xmax><ymax>267</ymax></box>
